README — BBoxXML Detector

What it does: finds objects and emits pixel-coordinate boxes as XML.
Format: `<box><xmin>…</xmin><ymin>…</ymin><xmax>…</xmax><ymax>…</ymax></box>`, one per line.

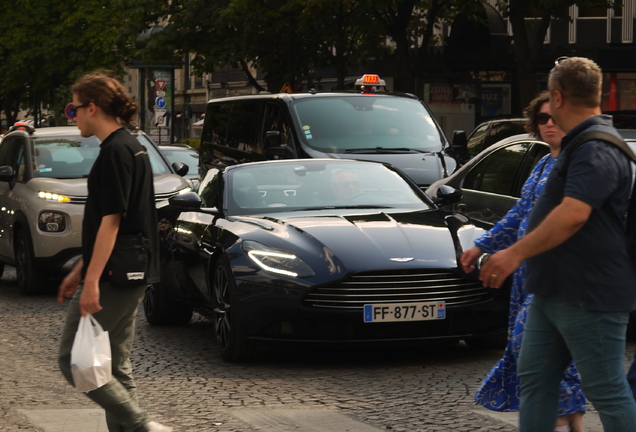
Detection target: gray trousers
<box><xmin>58</xmin><ymin>281</ymin><xmax>150</xmax><ymax>432</ymax></box>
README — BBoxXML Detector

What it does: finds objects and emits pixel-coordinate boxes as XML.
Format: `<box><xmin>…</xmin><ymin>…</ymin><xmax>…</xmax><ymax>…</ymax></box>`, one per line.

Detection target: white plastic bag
<box><xmin>70</xmin><ymin>314</ymin><xmax>112</xmax><ymax>392</ymax></box>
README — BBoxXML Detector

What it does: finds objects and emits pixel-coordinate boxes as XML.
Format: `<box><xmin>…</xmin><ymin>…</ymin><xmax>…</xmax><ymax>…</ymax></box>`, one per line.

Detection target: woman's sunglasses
<box><xmin>536</xmin><ymin>112</ymin><xmax>553</xmax><ymax>125</ymax></box>
<box><xmin>64</xmin><ymin>102</ymin><xmax>89</xmax><ymax>119</ymax></box>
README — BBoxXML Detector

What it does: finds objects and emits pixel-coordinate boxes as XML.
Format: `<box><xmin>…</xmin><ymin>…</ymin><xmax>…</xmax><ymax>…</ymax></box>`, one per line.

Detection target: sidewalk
<box><xmin>473</xmin><ymin>407</ymin><xmax>603</xmax><ymax>431</ymax></box>
<box><xmin>18</xmin><ymin>406</ymin><xmax>606</xmax><ymax>432</ymax></box>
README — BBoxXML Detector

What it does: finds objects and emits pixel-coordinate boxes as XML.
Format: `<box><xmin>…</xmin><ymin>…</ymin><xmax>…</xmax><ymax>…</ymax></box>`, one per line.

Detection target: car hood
<box><xmin>27</xmin><ymin>177</ymin><xmax>88</xmax><ymax>196</ymax></box>
<box><xmin>236</xmin><ymin>209</ymin><xmax>480</xmax><ymax>272</ymax></box>
<box><xmin>26</xmin><ymin>173</ymin><xmax>189</xmax><ymax>197</ymax></box>
<box><xmin>324</xmin><ymin>152</ymin><xmax>457</xmax><ymax>188</ymax></box>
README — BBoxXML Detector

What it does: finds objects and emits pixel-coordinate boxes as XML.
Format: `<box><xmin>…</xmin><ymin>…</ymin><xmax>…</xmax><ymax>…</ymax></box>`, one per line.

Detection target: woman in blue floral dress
<box><xmin>461</xmin><ymin>92</ymin><xmax>586</xmax><ymax>432</ymax></box>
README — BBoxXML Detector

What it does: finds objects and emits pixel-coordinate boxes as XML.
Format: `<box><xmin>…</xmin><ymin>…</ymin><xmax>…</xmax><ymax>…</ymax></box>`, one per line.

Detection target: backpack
<box><xmin>559</xmin><ymin>130</ymin><xmax>636</xmax><ymax>259</ymax></box>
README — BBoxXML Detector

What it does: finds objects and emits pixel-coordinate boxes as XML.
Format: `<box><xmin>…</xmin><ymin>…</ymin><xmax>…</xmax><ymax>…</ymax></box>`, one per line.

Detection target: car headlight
<box><xmin>242</xmin><ymin>241</ymin><xmax>315</xmax><ymax>278</ymax></box>
<box><xmin>178</xmin><ymin>187</ymin><xmax>192</xmax><ymax>194</ymax></box>
<box><xmin>37</xmin><ymin>191</ymin><xmax>71</xmax><ymax>202</ymax></box>
<box><xmin>39</xmin><ymin>212</ymin><xmax>66</xmax><ymax>232</ymax></box>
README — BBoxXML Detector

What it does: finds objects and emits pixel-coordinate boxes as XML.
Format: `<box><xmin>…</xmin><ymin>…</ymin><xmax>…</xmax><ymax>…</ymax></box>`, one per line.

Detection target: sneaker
<box><xmin>146</xmin><ymin>421</ymin><xmax>174</xmax><ymax>432</ymax></box>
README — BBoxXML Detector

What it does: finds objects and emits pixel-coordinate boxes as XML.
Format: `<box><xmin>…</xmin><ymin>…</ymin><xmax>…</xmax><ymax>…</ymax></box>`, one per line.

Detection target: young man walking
<box><xmin>480</xmin><ymin>57</ymin><xmax>636</xmax><ymax>431</ymax></box>
<box><xmin>57</xmin><ymin>72</ymin><xmax>172</xmax><ymax>432</ymax></box>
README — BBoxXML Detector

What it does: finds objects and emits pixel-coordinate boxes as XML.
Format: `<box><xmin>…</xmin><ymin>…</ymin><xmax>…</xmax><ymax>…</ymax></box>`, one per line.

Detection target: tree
<box><xmin>0</xmin><ymin>0</ymin><xmax>138</xmax><ymax>126</ymax></box>
<box><xmin>369</xmin><ymin>0</ymin><xmax>475</xmax><ymax>97</ymax></box>
<box><xmin>126</xmin><ymin>0</ymin><xmax>388</xmax><ymax>92</ymax></box>
<box><xmin>503</xmin><ymin>0</ymin><xmax>615</xmax><ymax>109</ymax></box>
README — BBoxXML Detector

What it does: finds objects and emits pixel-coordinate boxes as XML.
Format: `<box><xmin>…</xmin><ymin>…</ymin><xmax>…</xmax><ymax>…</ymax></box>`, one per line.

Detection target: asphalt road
<box><xmin>1</xmin><ymin>266</ymin><xmax>633</xmax><ymax>432</ymax></box>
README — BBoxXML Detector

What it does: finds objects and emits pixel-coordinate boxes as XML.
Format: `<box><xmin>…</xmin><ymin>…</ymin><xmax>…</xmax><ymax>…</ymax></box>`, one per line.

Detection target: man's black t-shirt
<box><xmin>525</xmin><ymin>115</ymin><xmax>636</xmax><ymax>311</ymax></box>
<box><xmin>82</xmin><ymin>128</ymin><xmax>160</xmax><ymax>283</ymax></box>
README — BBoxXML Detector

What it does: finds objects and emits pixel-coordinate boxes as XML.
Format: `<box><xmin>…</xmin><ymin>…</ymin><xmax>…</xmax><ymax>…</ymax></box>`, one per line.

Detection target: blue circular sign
<box><xmin>155</xmin><ymin>96</ymin><xmax>167</xmax><ymax>109</ymax></box>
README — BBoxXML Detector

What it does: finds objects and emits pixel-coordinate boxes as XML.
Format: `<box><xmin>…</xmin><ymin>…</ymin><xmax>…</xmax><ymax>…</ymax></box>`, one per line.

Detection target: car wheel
<box><xmin>212</xmin><ymin>255</ymin><xmax>253</xmax><ymax>362</ymax></box>
<box><xmin>464</xmin><ymin>332</ymin><xmax>508</xmax><ymax>350</ymax></box>
<box><xmin>143</xmin><ymin>282</ymin><xmax>192</xmax><ymax>325</ymax></box>
<box><xmin>15</xmin><ymin>229</ymin><xmax>48</xmax><ymax>295</ymax></box>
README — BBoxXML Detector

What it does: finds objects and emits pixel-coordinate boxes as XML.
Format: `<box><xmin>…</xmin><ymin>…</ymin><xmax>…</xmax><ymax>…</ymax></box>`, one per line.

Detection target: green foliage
<box><xmin>0</xmin><ymin>0</ymin><xmax>138</xmax><ymax>124</ymax></box>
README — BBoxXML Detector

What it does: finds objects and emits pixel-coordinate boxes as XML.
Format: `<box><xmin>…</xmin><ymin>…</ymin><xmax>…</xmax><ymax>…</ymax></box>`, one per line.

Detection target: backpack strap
<box><xmin>561</xmin><ymin>130</ymin><xmax>636</xmax><ymax>165</ymax></box>
<box><xmin>559</xmin><ymin>130</ymin><xmax>636</xmax><ymax>260</ymax></box>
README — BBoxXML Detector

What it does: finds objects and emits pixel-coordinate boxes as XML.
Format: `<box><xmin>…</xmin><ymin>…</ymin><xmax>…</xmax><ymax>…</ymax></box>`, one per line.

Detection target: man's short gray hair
<box><xmin>548</xmin><ymin>57</ymin><xmax>602</xmax><ymax>108</ymax></box>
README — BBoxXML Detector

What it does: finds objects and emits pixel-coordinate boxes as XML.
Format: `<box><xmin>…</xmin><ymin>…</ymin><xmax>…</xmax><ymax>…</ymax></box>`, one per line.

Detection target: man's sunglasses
<box><xmin>64</xmin><ymin>102</ymin><xmax>89</xmax><ymax>119</ymax></box>
<box><xmin>536</xmin><ymin>112</ymin><xmax>553</xmax><ymax>125</ymax></box>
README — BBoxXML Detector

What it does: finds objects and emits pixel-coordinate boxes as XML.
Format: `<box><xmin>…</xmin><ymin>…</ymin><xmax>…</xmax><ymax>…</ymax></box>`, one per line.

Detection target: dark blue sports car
<box><xmin>146</xmin><ymin>159</ymin><xmax>509</xmax><ymax>361</ymax></box>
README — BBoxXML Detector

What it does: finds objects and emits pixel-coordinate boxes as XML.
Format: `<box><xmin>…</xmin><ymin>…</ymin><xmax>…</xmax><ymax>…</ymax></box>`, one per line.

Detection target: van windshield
<box><xmin>290</xmin><ymin>95</ymin><xmax>445</xmax><ymax>154</ymax></box>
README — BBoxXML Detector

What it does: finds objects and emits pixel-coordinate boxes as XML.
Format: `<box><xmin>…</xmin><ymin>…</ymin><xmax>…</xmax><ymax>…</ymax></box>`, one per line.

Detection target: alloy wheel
<box><xmin>213</xmin><ymin>264</ymin><xmax>232</xmax><ymax>350</ymax></box>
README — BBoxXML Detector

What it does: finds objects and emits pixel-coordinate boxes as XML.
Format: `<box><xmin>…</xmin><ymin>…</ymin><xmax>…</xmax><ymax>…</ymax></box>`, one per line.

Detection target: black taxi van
<box><xmin>200</xmin><ymin>75</ymin><xmax>467</xmax><ymax>189</ymax></box>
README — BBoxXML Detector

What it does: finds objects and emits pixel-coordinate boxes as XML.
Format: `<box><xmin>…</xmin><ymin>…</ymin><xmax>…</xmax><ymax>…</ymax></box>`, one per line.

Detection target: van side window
<box><xmin>226</xmin><ymin>101</ymin><xmax>262</xmax><ymax>154</ymax></box>
<box><xmin>263</xmin><ymin>103</ymin><xmax>292</xmax><ymax>150</ymax></box>
<box><xmin>202</xmin><ymin>103</ymin><xmax>232</xmax><ymax>147</ymax></box>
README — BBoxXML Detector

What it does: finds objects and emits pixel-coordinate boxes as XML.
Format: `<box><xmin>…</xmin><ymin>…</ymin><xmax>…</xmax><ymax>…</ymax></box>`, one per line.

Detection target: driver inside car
<box><xmin>331</xmin><ymin>169</ymin><xmax>361</xmax><ymax>204</ymax></box>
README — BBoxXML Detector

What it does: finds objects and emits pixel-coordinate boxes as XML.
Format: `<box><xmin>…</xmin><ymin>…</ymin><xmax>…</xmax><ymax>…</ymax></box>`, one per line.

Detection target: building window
<box><xmin>194</xmin><ymin>76</ymin><xmax>204</xmax><ymax>89</ymax></box>
<box><xmin>578</xmin><ymin>6</ymin><xmax>608</xmax><ymax>17</ymax></box>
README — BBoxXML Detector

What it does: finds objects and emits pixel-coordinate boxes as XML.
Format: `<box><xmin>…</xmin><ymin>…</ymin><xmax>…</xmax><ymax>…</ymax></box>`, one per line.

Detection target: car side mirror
<box><xmin>436</xmin><ymin>185</ymin><xmax>463</xmax><ymax>205</ymax></box>
<box><xmin>168</xmin><ymin>191</ymin><xmax>219</xmax><ymax>215</ymax></box>
<box><xmin>452</xmin><ymin>130</ymin><xmax>467</xmax><ymax>156</ymax></box>
<box><xmin>265</xmin><ymin>130</ymin><xmax>281</xmax><ymax>148</ymax></box>
<box><xmin>172</xmin><ymin>162</ymin><xmax>189</xmax><ymax>177</ymax></box>
<box><xmin>0</xmin><ymin>166</ymin><xmax>14</xmax><ymax>182</ymax></box>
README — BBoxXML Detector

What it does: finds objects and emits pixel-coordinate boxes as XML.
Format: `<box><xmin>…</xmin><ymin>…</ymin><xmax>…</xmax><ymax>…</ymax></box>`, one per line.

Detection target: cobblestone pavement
<box><xmin>1</xmin><ymin>267</ymin><xmax>634</xmax><ymax>432</ymax></box>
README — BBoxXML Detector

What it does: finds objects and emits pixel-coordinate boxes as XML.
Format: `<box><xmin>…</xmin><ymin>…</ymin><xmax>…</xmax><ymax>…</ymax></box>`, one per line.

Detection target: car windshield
<box><xmin>290</xmin><ymin>96</ymin><xmax>444</xmax><ymax>153</ymax></box>
<box><xmin>226</xmin><ymin>161</ymin><xmax>432</xmax><ymax>216</ymax></box>
<box><xmin>159</xmin><ymin>147</ymin><xmax>199</xmax><ymax>177</ymax></box>
<box><xmin>32</xmin><ymin>132</ymin><xmax>171</xmax><ymax>179</ymax></box>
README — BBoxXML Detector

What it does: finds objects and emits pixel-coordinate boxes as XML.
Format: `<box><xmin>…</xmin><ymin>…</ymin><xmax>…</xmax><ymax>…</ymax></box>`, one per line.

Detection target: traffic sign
<box><xmin>156</xmin><ymin>80</ymin><xmax>166</xmax><ymax>91</ymax></box>
<box><xmin>155</xmin><ymin>96</ymin><xmax>167</xmax><ymax>109</ymax></box>
<box><xmin>155</xmin><ymin>109</ymin><xmax>167</xmax><ymax>127</ymax></box>
<box><xmin>280</xmin><ymin>82</ymin><xmax>293</xmax><ymax>93</ymax></box>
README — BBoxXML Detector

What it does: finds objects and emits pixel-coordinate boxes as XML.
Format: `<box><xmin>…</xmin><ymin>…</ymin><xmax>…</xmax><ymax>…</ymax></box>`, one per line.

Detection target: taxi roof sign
<box><xmin>354</xmin><ymin>74</ymin><xmax>386</xmax><ymax>93</ymax></box>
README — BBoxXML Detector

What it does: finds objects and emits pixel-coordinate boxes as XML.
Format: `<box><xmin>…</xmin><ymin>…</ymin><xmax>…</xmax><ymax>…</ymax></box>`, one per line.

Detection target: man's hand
<box><xmin>460</xmin><ymin>246</ymin><xmax>483</xmax><ymax>274</ymax></box>
<box><xmin>78</xmin><ymin>279</ymin><xmax>102</xmax><ymax>316</ymax></box>
<box><xmin>479</xmin><ymin>248</ymin><xmax>523</xmax><ymax>289</ymax></box>
<box><xmin>57</xmin><ymin>259</ymin><xmax>82</xmax><ymax>303</ymax></box>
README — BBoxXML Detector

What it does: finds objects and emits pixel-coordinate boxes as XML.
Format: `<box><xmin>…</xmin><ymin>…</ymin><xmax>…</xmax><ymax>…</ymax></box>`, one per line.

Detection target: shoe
<box><xmin>146</xmin><ymin>421</ymin><xmax>174</xmax><ymax>432</ymax></box>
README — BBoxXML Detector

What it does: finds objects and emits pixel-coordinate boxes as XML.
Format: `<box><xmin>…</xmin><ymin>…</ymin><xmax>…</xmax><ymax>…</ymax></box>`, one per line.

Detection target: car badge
<box><xmin>390</xmin><ymin>257</ymin><xmax>414</xmax><ymax>262</ymax></box>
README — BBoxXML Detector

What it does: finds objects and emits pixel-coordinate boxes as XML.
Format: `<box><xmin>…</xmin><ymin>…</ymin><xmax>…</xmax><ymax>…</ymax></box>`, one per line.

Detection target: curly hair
<box><xmin>522</xmin><ymin>91</ymin><xmax>550</xmax><ymax>139</ymax></box>
<box><xmin>72</xmin><ymin>72</ymin><xmax>137</xmax><ymax>125</ymax></box>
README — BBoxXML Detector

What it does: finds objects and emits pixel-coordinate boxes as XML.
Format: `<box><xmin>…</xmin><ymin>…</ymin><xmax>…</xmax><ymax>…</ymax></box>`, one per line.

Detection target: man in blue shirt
<box><xmin>480</xmin><ymin>57</ymin><xmax>636</xmax><ymax>431</ymax></box>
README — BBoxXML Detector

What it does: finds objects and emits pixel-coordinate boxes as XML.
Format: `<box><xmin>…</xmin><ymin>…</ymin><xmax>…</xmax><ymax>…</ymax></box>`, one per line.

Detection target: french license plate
<box><xmin>363</xmin><ymin>301</ymin><xmax>446</xmax><ymax>323</ymax></box>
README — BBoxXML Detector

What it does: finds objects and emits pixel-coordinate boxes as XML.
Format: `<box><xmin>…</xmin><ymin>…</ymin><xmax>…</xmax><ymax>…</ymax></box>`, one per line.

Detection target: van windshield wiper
<box><xmin>344</xmin><ymin>147</ymin><xmax>430</xmax><ymax>154</ymax></box>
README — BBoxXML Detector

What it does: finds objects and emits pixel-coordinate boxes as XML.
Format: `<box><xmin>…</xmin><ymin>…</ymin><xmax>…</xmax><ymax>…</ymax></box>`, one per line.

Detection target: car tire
<box><xmin>15</xmin><ymin>229</ymin><xmax>48</xmax><ymax>295</ymax></box>
<box><xmin>464</xmin><ymin>332</ymin><xmax>508</xmax><ymax>350</ymax></box>
<box><xmin>212</xmin><ymin>255</ymin><xmax>254</xmax><ymax>362</ymax></box>
<box><xmin>143</xmin><ymin>282</ymin><xmax>193</xmax><ymax>325</ymax></box>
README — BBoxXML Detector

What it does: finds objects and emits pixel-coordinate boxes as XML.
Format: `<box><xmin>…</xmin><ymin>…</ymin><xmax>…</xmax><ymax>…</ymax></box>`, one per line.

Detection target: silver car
<box><xmin>0</xmin><ymin>124</ymin><xmax>190</xmax><ymax>294</ymax></box>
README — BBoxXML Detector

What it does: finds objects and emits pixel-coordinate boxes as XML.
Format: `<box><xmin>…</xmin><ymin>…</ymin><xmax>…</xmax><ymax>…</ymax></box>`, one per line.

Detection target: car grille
<box><xmin>304</xmin><ymin>269</ymin><xmax>488</xmax><ymax>310</ymax></box>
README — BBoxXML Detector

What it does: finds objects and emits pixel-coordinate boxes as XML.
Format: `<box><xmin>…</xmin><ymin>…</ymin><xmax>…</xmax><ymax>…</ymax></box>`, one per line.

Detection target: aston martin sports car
<box><xmin>146</xmin><ymin>159</ymin><xmax>509</xmax><ymax>361</ymax></box>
